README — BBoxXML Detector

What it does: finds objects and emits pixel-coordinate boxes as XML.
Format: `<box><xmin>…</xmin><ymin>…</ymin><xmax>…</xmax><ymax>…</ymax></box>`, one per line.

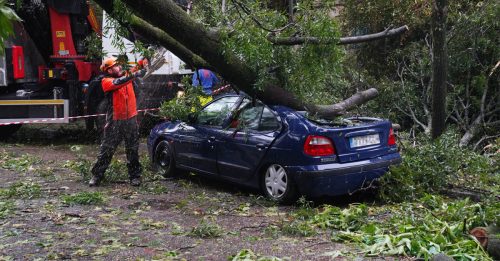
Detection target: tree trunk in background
<box><xmin>430</xmin><ymin>0</ymin><xmax>448</xmax><ymax>139</ymax></box>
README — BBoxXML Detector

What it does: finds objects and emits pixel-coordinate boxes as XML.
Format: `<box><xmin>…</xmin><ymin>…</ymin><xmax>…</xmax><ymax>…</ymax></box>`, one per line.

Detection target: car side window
<box><xmin>197</xmin><ymin>96</ymin><xmax>239</xmax><ymax>126</ymax></box>
<box><xmin>238</xmin><ymin>104</ymin><xmax>263</xmax><ymax>131</ymax></box>
<box><xmin>229</xmin><ymin>99</ymin><xmax>279</xmax><ymax>132</ymax></box>
<box><xmin>259</xmin><ymin>107</ymin><xmax>280</xmax><ymax>132</ymax></box>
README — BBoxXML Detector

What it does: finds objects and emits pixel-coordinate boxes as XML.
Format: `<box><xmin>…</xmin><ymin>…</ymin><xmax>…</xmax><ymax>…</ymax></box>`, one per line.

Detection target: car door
<box><xmin>217</xmin><ymin>99</ymin><xmax>281</xmax><ymax>181</ymax></box>
<box><xmin>174</xmin><ymin>96</ymin><xmax>240</xmax><ymax>175</ymax></box>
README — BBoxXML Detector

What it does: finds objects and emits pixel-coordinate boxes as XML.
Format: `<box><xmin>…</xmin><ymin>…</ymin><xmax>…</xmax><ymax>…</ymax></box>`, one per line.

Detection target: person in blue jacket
<box><xmin>192</xmin><ymin>68</ymin><xmax>220</xmax><ymax>95</ymax></box>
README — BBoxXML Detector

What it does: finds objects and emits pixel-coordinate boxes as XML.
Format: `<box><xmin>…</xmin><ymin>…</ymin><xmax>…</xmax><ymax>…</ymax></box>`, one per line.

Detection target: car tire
<box><xmin>262</xmin><ymin>164</ymin><xmax>298</xmax><ymax>204</ymax></box>
<box><xmin>154</xmin><ymin>140</ymin><xmax>179</xmax><ymax>178</ymax></box>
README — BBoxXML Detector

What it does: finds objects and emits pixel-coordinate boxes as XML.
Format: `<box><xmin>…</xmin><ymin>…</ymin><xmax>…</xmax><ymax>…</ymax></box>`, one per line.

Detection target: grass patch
<box><xmin>170</xmin><ymin>222</ymin><xmax>185</xmax><ymax>235</ymax></box>
<box><xmin>264</xmin><ymin>225</ymin><xmax>281</xmax><ymax>239</ymax></box>
<box><xmin>63</xmin><ymin>156</ymin><xmax>92</xmax><ymax>179</ymax></box>
<box><xmin>0</xmin><ymin>200</ymin><xmax>15</xmax><ymax>219</ymax></box>
<box><xmin>0</xmin><ymin>151</ymin><xmax>42</xmax><ymax>172</ymax></box>
<box><xmin>61</xmin><ymin>192</ymin><xmax>105</xmax><ymax>205</ymax></box>
<box><xmin>64</xmin><ymin>157</ymin><xmax>129</xmax><ymax>183</ymax></box>
<box><xmin>140</xmin><ymin>218</ymin><xmax>167</xmax><ymax>230</ymax></box>
<box><xmin>140</xmin><ymin>155</ymin><xmax>164</xmax><ymax>182</ymax></box>
<box><xmin>0</xmin><ymin>181</ymin><xmax>42</xmax><ymax>199</ymax></box>
<box><xmin>174</xmin><ymin>199</ymin><xmax>189</xmax><ymax>210</ymax></box>
<box><xmin>139</xmin><ymin>181</ymin><xmax>168</xmax><ymax>195</ymax></box>
<box><xmin>189</xmin><ymin>218</ymin><xmax>224</xmax><ymax>238</ymax></box>
<box><xmin>230</xmin><ymin>249</ymin><xmax>283</xmax><ymax>261</ymax></box>
<box><xmin>35</xmin><ymin>167</ymin><xmax>56</xmax><ymax>180</ymax></box>
<box><xmin>103</xmin><ymin>159</ymin><xmax>129</xmax><ymax>182</ymax></box>
<box><xmin>281</xmin><ymin>221</ymin><xmax>317</xmax><ymax>237</ymax></box>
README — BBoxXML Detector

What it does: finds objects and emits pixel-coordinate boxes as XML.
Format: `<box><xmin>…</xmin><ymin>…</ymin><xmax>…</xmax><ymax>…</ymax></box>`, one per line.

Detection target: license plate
<box><xmin>350</xmin><ymin>134</ymin><xmax>380</xmax><ymax>148</ymax></box>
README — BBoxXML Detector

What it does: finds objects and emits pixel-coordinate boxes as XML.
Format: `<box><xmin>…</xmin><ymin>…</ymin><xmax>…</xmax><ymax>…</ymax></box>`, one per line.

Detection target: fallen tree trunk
<box><xmin>108</xmin><ymin>0</ymin><xmax>408</xmax><ymax>118</ymax></box>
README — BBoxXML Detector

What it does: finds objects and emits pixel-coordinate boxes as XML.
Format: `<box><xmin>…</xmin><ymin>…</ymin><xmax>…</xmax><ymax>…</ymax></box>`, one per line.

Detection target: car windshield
<box><xmin>196</xmin><ymin>96</ymin><xmax>240</xmax><ymax>126</ymax></box>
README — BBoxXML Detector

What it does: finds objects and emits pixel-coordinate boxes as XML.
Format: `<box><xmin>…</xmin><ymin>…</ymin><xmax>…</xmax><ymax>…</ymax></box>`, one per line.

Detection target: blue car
<box><xmin>148</xmin><ymin>94</ymin><xmax>401</xmax><ymax>203</ymax></box>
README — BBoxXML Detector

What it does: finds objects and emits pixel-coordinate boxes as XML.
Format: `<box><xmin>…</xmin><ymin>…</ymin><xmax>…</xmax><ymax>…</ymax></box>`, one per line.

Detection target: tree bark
<box><xmin>93</xmin><ymin>0</ymin><xmax>210</xmax><ymax>69</ymax></box>
<box><xmin>267</xmin><ymin>26</ymin><xmax>409</xmax><ymax>45</ymax></box>
<box><xmin>119</xmin><ymin>0</ymin><xmax>256</xmax><ymax>91</ymax></box>
<box><xmin>430</xmin><ymin>0</ymin><xmax>448</xmax><ymax>139</ymax></box>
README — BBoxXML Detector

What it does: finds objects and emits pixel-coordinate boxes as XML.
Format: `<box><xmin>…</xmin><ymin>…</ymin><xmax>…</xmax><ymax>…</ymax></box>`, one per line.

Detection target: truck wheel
<box><xmin>0</xmin><ymin>125</ymin><xmax>22</xmax><ymax>140</ymax></box>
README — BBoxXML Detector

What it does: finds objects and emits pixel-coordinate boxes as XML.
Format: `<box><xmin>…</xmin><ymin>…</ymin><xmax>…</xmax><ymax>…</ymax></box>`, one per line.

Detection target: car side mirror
<box><xmin>187</xmin><ymin>113</ymin><xmax>197</xmax><ymax>124</ymax></box>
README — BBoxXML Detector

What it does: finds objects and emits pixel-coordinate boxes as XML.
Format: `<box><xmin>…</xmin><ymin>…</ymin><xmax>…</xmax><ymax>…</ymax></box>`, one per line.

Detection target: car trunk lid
<box><xmin>308</xmin><ymin>117</ymin><xmax>395</xmax><ymax>163</ymax></box>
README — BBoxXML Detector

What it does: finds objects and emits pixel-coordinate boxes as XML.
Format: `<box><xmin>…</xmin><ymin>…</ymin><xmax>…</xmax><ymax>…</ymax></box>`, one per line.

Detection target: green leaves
<box><xmin>83</xmin><ymin>32</ymin><xmax>106</xmax><ymax>60</ymax></box>
<box><xmin>0</xmin><ymin>151</ymin><xmax>42</xmax><ymax>172</ymax></box>
<box><xmin>0</xmin><ymin>0</ymin><xmax>21</xmax><ymax>55</ymax></box>
<box><xmin>283</xmin><ymin>195</ymin><xmax>498</xmax><ymax>259</ymax></box>
<box><xmin>378</xmin><ymin>130</ymin><xmax>499</xmax><ymax>203</ymax></box>
<box><xmin>230</xmin><ymin>249</ymin><xmax>283</xmax><ymax>261</ymax></box>
<box><xmin>61</xmin><ymin>192</ymin><xmax>105</xmax><ymax>205</ymax></box>
<box><xmin>0</xmin><ymin>200</ymin><xmax>15</xmax><ymax>219</ymax></box>
<box><xmin>188</xmin><ymin>217</ymin><xmax>224</xmax><ymax>238</ymax></box>
<box><xmin>192</xmin><ymin>0</ymin><xmax>344</xmax><ymax>104</ymax></box>
<box><xmin>311</xmin><ymin>203</ymin><xmax>368</xmax><ymax>231</ymax></box>
<box><xmin>158</xmin><ymin>84</ymin><xmax>207</xmax><ymax>121</ymax></box>
<box><xmin>0</xmin><ymin>181</ymin><xmax>41</xmax><ymax>199</ymax></box>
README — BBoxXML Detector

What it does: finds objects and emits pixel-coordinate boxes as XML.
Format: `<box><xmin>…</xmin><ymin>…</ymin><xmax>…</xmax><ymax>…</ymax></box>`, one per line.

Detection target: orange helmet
<box><xmin>100</xmin><ymin>57</ymin><xmax>118</xmax><ymax>72</ymax></box>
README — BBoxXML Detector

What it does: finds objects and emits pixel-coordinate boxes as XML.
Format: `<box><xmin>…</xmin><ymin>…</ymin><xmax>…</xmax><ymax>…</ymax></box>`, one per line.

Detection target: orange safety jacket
<box><xmin>101</xmin><ymin>77</ymin><xmax>138</xmax><ymax>120</ymax></box>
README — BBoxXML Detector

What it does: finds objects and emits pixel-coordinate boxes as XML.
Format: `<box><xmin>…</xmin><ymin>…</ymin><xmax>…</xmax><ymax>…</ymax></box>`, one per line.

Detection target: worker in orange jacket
<box><xmin>89</xmin><ymin>57</ymin><xmax>147</xmax><ymax>187</ymax></box>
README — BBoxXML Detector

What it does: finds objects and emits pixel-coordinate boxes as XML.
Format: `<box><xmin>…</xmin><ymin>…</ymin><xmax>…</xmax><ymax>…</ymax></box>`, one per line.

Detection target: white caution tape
<box><xmin>0</xmin><ymin>108</ymin><xmax>160</xmax><ymax>126</ymax></box>
<box><xmin>212</xmin><ymin>84</ymin><xmax>231</xmax><ymax>95</ymax></box>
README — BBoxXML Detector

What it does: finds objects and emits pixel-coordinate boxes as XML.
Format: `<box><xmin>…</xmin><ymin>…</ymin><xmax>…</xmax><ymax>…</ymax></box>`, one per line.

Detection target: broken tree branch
<box><xmin>308</xmin><ymin>88</ymin><xmax>380</xmax><ymax>119</ymax></box>
<box><xmin>267</xmin><ymin>25</ymin><xmax>409</xmax><ymax>45</ymax></box>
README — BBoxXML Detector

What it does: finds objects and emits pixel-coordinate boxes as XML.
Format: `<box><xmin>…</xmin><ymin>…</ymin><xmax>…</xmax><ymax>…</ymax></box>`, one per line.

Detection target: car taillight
<box><xmin>304</xmin><ymin>135</ymin><xmax>335</xmax><ymax>156</ymax></box>
<box><xmin>388</xmin><ymin>128</ymin><xmax>396</xmax><ymax>146</ymax></box>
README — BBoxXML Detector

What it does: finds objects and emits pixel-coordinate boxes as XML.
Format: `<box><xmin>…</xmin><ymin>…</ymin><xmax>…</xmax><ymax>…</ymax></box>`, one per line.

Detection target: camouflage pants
<box><xmin>91</xmin><ymin>116</ymin><xmax>142</xmax><ymax>180</ymax></box>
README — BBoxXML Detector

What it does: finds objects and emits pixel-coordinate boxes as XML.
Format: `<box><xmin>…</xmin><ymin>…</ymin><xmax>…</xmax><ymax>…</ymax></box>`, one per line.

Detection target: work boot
<box><xmin>88</xmin><ymin>175</ymin><xmax>102</xmax><ymax>187</ymax></box>
<box><xmin>130</xmin><ymin>177</ymin><xmax>142</xmax><ymax>187</ymax></box>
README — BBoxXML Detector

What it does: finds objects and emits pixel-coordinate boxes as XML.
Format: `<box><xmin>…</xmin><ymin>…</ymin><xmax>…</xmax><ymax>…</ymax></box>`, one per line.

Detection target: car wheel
<box><xmin>154</xmin><ymin>140</ymin><xmax>178</xmax><ymax>178</ymax></box>
<box><xmin>262</xmin><ymin>164</ymin><xmax>298</xmax><ymax>204</ymax></box>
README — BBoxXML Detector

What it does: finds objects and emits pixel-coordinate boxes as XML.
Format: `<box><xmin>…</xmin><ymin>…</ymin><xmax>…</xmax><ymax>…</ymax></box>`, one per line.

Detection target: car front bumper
<box><xmin>287</xmin><ymin>153</ymin><xmax>402</xmax><ymax>197</ymax></box>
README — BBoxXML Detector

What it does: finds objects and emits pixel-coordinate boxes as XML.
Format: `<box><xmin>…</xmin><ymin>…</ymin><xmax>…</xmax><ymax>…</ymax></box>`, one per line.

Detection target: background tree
<box><xmin>430</xmin><ymin>0</ymin><xmax>448</xmax><ymax>139</ymax></box>
<box><xmin>341</xmin><ymin>0</ymin><xmax>499</xmax><ymax>147</ymax></box>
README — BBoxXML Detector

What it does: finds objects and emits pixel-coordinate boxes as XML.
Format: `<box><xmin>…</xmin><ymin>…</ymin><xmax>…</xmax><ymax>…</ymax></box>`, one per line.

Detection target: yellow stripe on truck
<box><xmin>0</xmin><ymin>100</ymin><xmax>66</xmax><ymax>105</ymax></box>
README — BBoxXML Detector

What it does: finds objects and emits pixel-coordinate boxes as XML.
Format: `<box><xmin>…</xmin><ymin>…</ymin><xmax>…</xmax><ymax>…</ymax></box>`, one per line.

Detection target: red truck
<box><xmin>0</xmin><ymin>0</ymin><xmax>104</xmax><ymax>138</ymax></box>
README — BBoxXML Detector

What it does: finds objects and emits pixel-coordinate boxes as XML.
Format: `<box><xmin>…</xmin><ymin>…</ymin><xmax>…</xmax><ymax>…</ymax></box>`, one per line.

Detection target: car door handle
<box><xmin>256</xmin><ymin>144</ymin><xmax>267</xmax><ymax>150</ymax></box>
